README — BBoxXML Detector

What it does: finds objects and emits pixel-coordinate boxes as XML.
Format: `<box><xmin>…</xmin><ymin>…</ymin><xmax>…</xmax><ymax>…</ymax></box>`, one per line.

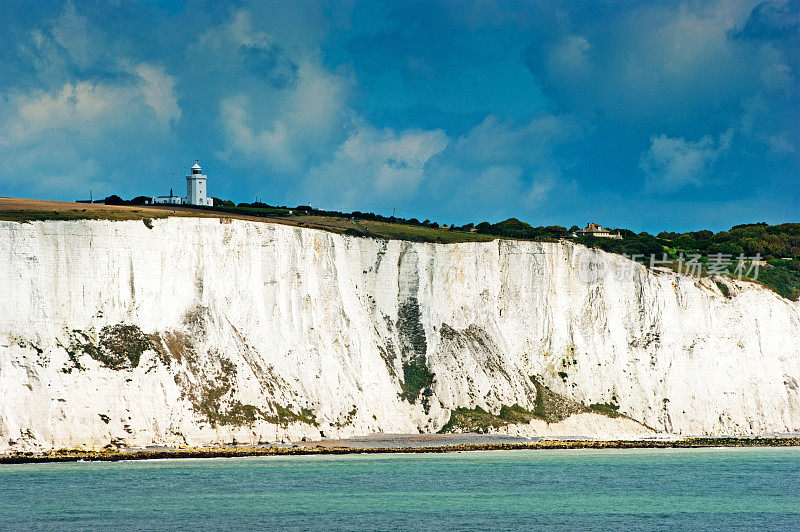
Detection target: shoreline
<box><xmin>3</xmin><ymin>437</ymin><xmax>799</xmax><ymax>465</ymax></box>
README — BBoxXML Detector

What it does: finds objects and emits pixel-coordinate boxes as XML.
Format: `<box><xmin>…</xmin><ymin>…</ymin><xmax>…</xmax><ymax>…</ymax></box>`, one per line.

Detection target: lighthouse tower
<box><xmin>185</xmin><ymin>161</ymin><xmax>210</xmax><ymax>206</ymax></box>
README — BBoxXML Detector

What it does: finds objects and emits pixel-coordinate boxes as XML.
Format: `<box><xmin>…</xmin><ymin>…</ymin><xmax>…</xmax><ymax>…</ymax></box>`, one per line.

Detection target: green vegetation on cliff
<box><xmin>572</xmin><ymin>223</ymin><xmax>800</xmax><ymax>300</ymax></box>
<box><xmin>400</xmin><ymin>359</ymin><xmax>435</xmax><ymax>404</ymax></box>
<box><xmin>63</xmin><ymin>324</ymin><xmax>155</xmax><ymax>371</ymax></box>
<box><xmin>438</xmin><ymin>378</ymin><xmax>622</xmax><ymax>433</ymax></box>
<box><xmin>0</xmin><ymin>209</ymin><xmax>171</xmax><ymax>223</ymax></box>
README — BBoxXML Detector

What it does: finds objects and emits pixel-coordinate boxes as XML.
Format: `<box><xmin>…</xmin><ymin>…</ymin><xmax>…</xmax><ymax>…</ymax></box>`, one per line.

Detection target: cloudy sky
<box><xmin>0</xmin><ymin>0</ymin><xmax>797</xmax><ymax>232</ymax></box>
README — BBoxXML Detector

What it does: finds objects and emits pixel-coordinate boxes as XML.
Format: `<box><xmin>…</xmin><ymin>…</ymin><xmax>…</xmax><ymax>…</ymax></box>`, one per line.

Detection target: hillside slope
<box><xmin>1</xmin><ymin>218</ymin><xmax>798</xmax><ymax>451</ymax></box>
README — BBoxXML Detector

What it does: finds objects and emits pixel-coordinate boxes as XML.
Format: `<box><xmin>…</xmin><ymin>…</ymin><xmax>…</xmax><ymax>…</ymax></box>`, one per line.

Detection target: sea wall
<box><xmin>1</xmin><ymin>218</ymin><xmax>798</xmax><ymax>451</ymax></box>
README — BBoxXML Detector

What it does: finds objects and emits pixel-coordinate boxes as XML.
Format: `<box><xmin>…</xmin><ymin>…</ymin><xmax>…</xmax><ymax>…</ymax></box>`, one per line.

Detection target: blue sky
<box><xmin>0</xmin><ymin>0</ymin><xmax>797</xmax><ymax>232</ymax></box>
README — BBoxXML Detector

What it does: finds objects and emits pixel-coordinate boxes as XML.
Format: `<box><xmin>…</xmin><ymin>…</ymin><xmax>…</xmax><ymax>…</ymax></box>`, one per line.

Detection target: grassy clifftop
<box><xmin>2</xmin><ymin>197</ymin><xmax>797</xmax><ymax>299</ymax></box>
<box><xmin>0</xmin><ymin>197</ymin><xmax>492</xmax><ymax>244</ymax></box>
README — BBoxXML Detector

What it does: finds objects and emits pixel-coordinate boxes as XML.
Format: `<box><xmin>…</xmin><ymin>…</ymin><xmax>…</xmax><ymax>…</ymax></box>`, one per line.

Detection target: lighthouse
<box><xmin>185</xmin><ymin>161</ymin><xmax>210</xmax><ymax>206</ymax></box>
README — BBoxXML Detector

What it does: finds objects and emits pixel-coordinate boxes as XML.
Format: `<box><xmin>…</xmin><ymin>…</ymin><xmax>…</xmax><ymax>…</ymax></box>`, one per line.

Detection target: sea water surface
<box><xmin>1</xmin><ymin>447</ymin><xmax>799</xmax><ymax>530</ymax></box>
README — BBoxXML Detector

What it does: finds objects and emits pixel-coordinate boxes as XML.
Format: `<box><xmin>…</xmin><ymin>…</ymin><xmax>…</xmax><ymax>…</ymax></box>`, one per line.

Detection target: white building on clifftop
<box><xmin>153</xmin><ymin>161</ymin><xmax>211</xmax><ymax>206</ymax></box>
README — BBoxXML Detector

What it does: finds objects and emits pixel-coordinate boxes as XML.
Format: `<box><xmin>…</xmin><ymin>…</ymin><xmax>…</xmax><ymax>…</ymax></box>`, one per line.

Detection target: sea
<box><xmin>2</xmin><ymin>447</ymin><xmax>798</xmax><ymax>530</ymax></box>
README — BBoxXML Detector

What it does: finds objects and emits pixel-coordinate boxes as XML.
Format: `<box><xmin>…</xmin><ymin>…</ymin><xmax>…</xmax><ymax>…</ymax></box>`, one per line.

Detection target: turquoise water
<box><xmin>1</xmin><ymin>448</ymin><xmax>799</xmax><ymax>530</ymax></box>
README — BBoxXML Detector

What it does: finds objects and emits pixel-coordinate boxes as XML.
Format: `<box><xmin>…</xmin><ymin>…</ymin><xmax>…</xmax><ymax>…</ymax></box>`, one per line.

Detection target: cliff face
<box><xmin>1</xmin><ymin>218</ymin><xmax>798</xmax><ymax>451</ymax></box>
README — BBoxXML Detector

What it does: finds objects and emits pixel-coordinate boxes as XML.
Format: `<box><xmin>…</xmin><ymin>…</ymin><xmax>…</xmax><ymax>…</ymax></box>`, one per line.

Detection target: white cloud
<box><xmin>203</xmin><ymin>10</ymin><xmax>352</xmax><ymax>172</ymax></box>
<box><xmin>302</xmin><ymin>121</ymin><xmax>448</xmax><ymax>209</ymax></box>
<box><xmin>767</xmin><ymin>133</ymin><xmax>795</xmax><ymax>154</ymax></box>
<box><xmin>21</xmin><ymin>2</ymin><xmax>111</xmax><ymax>84</ymax></box>
<box><xmin>130</xmin><ymin>63</ymin><xmax>180</xmax><ymax>123</ymax></box>
<box><xmin>2</xmin><ymin>146</ymin><xmax>106</xmax><ymax>195</ymax></box>
<box><xmin>190</xmin><ymin>9</ymin><xmax>303</xmax><ymax>90</ymax></box>
<box><xmin>640</xmin><ymin>129</ymin><xmax>734</xmax><ymax>191</ymax></box>
<box><xmin>0</xmin><ymin>66</ymin><xmax>180</xmax><ymax>194</ymax></box>
<box><xmin>427</xmin><ymin>114</ymin><xmax>578</xmax><ymax>213</ymax></box>
<box><xmin>526</xmin><ymin>172</ymin><xmax>558</xmax><ymax>204</ymax></box>
<box><xmin>529</xmin><ymin>3</ymin><xmax>768</xmax><ymax>116</ymax></box>
<box><xmin>1</xmin><ymin>62</ymin><xmax>179</xmax><ymax>147</ymax></box>
<box><xmin>194</xmin><ymin>10</ymin><xmax>284</xmax><ymax>68</ymax></box>
<box><xmin>7</xmin><ymin>2</ymin><xmax>180</xmax><ymax>135</ymax></box>
<box><xmin>455</xmin><ymin>165</ymin><xmax>530</xmax><ymax>211</ymax></box>
<box><xmin>449</xmin><ymin>114</ymin><xmax>578</xmax><ymax>165</ymax></box>
<box><xmin>545</xmin><ymin>34</ymin><xmax>591</xmax><ymax>84</ymax></box>
<box><xmin>738</xmin><ymin>94</ymin><xmax>798</xmax><ymax>156</ymax></box>
<box><xmin>199</xmin><ymin>3</ymin><xmax>340</xmax><ymax>53</ymax></box>
<box><xmin>48</xmin><ymin>2</ymin><xmax>96</xmax><ymax>68</ymax></box>
<box><xmin>0</xmin><ymin>4</ymin><xmax>180</xmax><ymax>196</ymax></box>
<box><xmin>756</xmin><ymin>42</ymin><xmax>795</xmax><ymax>92</ymax></box>
<box><xmin>217</xmin><ymin>59</ymin><xmax>350</xmax><ymax>172</ymax></box>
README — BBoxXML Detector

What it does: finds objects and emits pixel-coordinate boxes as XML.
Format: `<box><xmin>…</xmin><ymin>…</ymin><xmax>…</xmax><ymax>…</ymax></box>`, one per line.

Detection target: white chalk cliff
<box><xmin>1</xmin><ymin>218</ymin><xmax>798</xmax><ymax>451</ymax></box>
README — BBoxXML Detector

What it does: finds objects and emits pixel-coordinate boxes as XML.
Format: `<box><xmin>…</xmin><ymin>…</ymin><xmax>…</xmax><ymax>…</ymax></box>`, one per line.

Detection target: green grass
<box><xmin>437</xmin><ymin>406</ymin><xmax>510</xmax><ymax>434</ymax></box>
<box><xmin>64</xmin><ymin>324</ymin><xmax>155</xmax><ymax>371</ymax></box>
<box><xmin>529</xmin><ymin>377</ymin><xmax>586</xmax><ymax>423</ymax></box>
<box><xmin>208</xmin><ymin>205</ymin><xmax>294</xmax><ymax>217</ymax></box>
<box><xmin>267</xmin><ymin>405</ymin><xmax>319</xmax><ymax>427</ymax></box>
<box><xmin>439</xmin><ymin>378</ymin><xmax>605</xmax><ymax>433</ymax></box>
<box><xmin>437</xmin><ymin>400</ymin><xmax>577</xmax><ymax>434</ymax></box>
<box><xmin>498</xmin><ymin>404</ymin><xmax>538</xmax><ymax>424</ymax></box>
<box><xmin>751</xmin><ymin>263</ymin><xmax>800</xmax><ymax>301</ymax></box>
<box><xmin>588</xmin><ymin>402</ymin><xmax>621</xmax><ymax>418</ymax></box>
<box><xmin>351</xmin><ymin>219</ymin><xmax>494</xmax><ymax>243</ymax></box>
<box><xmin>715</xmin><ymin>280</ymin><xmax>731</xmax><ymax>298</ymax></box>
<box><xmin>400</xmin><ymin>358</ymin><xmax>435</xmax><ymax>403</ymax></box>
<box><xmin>175</xmin><ymin>205</ymin><xmax>493</xmax><ymax>243</ymax></box>
<box><xmin>0</xmin><ymin>209</ymin><xmax>172</xmax><ymax>223</ymax></box>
